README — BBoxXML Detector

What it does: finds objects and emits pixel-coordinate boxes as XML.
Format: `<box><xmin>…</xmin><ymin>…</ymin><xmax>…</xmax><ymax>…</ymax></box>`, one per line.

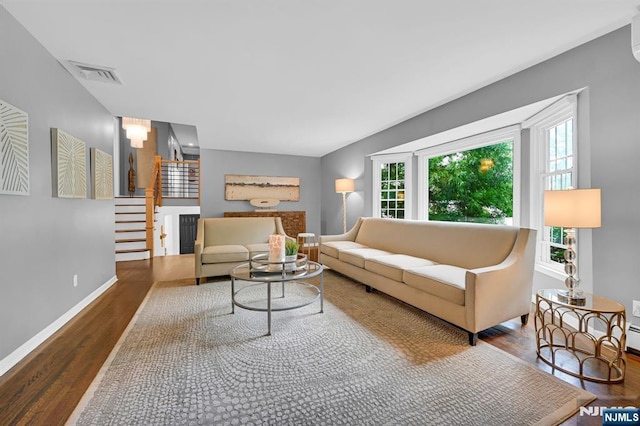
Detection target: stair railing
<box><xmin>160</xmin><ymin>158</ymin><xmax>200</xmax><ymax>203</ymax></box>
<box><xmin>144</xmin><ymin>156</ymin><xmax>201</xmax><ymax>258</ymax></box>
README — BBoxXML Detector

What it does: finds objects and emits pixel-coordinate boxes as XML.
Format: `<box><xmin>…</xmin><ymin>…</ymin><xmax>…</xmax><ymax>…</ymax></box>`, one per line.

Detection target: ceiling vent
<box><xmin>64</xmin><ymin>60</ymin><xmax>123</xmax><ymax>84</ymax></box>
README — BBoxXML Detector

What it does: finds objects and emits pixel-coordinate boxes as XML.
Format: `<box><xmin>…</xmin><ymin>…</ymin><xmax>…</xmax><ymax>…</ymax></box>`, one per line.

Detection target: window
<box><xmin>372</xmin><ymin>154</ymin><xmax>412</xmax><ymax>219</ymax></box>
<box><xmin>526</xmin><ymin>95</ymin><xmax>577</xmax><ymax>275</ymax></box>
<box><xmin>417</xmin><ymin>126</ymin><xmax>520</xmax><ymax>225</ymax></box>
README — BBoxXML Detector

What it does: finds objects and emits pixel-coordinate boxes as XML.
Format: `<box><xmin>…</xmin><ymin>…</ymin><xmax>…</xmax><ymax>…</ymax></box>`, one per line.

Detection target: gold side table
<box><xmin>535</xmin><ymin>289</ymin><xmax>626</xmax><ymax>383</ymax></box>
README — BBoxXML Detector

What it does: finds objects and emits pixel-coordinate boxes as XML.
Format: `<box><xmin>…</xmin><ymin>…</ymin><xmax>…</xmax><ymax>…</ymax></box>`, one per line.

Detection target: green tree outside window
<box><xmin>428</xmin><ymin>142</ymin><xmax>513</xmax><ymax>224</ymax></box>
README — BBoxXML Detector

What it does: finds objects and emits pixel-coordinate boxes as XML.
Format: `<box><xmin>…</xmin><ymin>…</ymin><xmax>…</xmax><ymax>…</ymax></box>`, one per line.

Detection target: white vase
<box><xmin>284</xmin><ymin>254</ymin><xmax>297</xmax><ymax>270</ymax></box>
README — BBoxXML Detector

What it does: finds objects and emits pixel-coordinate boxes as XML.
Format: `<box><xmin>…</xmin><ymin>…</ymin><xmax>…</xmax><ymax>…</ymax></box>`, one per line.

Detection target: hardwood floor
<box><xmin>0</xmin><ymin>254</ymin><xmax>638</xmax><ymax>425</ymax></box>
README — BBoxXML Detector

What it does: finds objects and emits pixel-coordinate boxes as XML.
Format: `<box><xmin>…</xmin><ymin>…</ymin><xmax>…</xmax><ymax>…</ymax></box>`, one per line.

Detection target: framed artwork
<box><xmin>52</xmin><ymin>128</ymin><xmax>87</xmax><ymax>198</ymax></box>
<box><xmin>225</xmin><ymin>174</ymin><xmax>300</xmax><ymax>201</ymax></box>
<box><xmin>0</xmin><ymin>99</ymin><xmax>29</xmax><ymax>195</ymax></box>
<box><xmin>91</xmin><ymin>148</ymin><xmax>113</xmax><ymax>199</ymax></box>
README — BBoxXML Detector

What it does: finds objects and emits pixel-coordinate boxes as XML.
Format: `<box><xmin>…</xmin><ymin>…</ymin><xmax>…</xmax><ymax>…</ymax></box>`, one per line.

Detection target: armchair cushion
<box><xmin>201</xmin><ymin>245</ymin><xmax>249</xmax><ymax>264</ymax></box>
<box><xmin>245</xmin><ymin>243</ymin><xmax>270</xmax><ymax>258</ymax></box>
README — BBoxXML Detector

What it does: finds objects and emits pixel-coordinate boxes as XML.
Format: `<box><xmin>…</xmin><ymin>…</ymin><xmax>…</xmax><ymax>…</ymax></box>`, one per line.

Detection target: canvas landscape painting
<box><xmin>225</xmin><ymin>174</ymin><xmax>300</xmax><ymax>201</ymax></box>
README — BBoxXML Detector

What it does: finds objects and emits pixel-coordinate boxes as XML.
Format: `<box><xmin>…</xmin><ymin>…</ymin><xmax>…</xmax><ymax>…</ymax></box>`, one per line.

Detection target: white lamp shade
<box><xmin>544</xmin><ymin>188</ymin><xmax>601</xmax><ymax>228</ymax></box>
<box><xmin>335</xmin><ymin>178</ymin><xmax>354</xmax><ymax>193</ymax></box>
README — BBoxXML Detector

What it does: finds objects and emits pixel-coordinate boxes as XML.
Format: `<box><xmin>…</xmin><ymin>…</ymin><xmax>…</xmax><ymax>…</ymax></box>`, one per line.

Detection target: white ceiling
<box><xmin>371</xmin><ymin>94</ymin><xmax>566</xmax><ymax>156</ymax></box>
<box><xmin>2</xmin><ymin>1</ymin><xmax>638</xmax><ymax>157</ymax></box>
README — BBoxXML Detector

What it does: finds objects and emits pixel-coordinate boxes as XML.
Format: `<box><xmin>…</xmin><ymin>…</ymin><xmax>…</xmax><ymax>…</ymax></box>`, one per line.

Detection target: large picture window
<box><xmin>428</xmin><ymin>142</ymin><xmax>513</xmax><ymax>224</ymax></box>
<box><xmin>417</xmin><ymin>126</ymin><xmax>520</xmax><ymax>225</ymax></box>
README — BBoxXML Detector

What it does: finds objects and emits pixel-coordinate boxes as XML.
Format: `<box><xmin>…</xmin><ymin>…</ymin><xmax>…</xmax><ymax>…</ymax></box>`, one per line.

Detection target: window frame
<box><xmin>416</xmin><ymin>125</ymin><xmax>521</xmax><ymax>225</ymax></box>
<box><xmin>371</xmin><ymin>153</ymin><xmax>413</xmax><ymax>219</ymax></box>
<box><xmin>525</xmin><ymin>94</ymin><xmax>578</xmax><ymax>279</ymax></box>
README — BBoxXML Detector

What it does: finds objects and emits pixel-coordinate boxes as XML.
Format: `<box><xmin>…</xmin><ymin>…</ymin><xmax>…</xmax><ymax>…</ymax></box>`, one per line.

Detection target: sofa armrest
<box><xmin>319</xmin><ymin>217</ymin><xmax>364</xmax><ymax>244</ymax></box>
<box><xmin>464</xmin><ymin>228</ymin><xmax>537</xmax><ymax>333</ymax></box>
<box><xmin>194</xmin><ymin>219</ymin><xmax>205</xmax><ymax>278</ymax></box>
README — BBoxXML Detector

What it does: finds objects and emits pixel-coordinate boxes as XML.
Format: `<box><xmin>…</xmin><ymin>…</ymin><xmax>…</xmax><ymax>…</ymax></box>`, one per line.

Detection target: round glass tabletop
<box><xmin>537</xmin><ymin>288</ymin><xmax>625</xmax><ymax>313</ymax></box>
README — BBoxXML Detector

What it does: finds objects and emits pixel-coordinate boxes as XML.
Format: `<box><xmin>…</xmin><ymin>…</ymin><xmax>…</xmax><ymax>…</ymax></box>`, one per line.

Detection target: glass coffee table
<box><xmin>230</xmin><ymin>254</ymin><xmax>324</xmax><ymax>335</ymax></box>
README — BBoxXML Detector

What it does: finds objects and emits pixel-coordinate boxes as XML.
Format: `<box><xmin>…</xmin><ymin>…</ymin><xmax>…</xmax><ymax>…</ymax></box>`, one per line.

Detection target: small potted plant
<box><xmin>285</xmin><ymin>239</ymin><xmax>299</xmax><ymax>263</ymax></box>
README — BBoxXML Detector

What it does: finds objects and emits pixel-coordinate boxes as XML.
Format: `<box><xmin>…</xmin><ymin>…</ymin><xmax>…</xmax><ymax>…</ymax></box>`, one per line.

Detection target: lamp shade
<box><xmin>544</xmin><ymin>189</ymin><xmax>601</xmax><ymax>228</ymax></box>
<box><xmin>335</xmin><ymin>178</ymin><xmax>354</xmax><ymax>193</ymax></box>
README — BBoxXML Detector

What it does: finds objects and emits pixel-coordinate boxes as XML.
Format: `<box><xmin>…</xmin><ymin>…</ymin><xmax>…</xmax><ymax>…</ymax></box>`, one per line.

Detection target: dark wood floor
<box><xmin>0</xmin><ymin>254</ymin><xmax>638</xmax><ymax>425</ymax></box>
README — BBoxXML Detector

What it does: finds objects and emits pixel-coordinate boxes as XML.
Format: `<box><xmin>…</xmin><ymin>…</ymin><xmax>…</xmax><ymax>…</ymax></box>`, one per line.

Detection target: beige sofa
<box><xmin>319</xmin><ymin>217</ymin><xmax>536</xmax><ymax>345</ymax></box>
<box><xmin>194</xmin><ymin>217</ymin><xmax>288</xmax><ymax>284</ymax></box>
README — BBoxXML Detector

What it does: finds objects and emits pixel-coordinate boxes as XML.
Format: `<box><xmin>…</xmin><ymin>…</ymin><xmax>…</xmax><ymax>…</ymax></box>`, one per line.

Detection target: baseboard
<box><xmin>0</xmin><ymin>275</ymin><xmax>118</xmax><ymax>378</ymax></box>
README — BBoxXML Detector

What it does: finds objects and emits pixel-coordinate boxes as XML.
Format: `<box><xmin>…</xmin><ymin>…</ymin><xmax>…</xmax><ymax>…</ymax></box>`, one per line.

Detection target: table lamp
<box><xmin>544</xmin><ymin>188</ymin><xmax>601</xmax><ymax>303</ymax></box>
<box><xmin>335</xmin><ymin>178</ymin><xmax>354</xmax><ymax>233</ymax></box>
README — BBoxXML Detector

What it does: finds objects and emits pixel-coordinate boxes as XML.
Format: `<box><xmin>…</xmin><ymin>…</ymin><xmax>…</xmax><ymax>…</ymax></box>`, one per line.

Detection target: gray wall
<box><xmin>200</xmin><ymin>149</ymin><xmax>322</xmax><ymax>235</ymax></box>
<box><xmin>0</xmin><ymin>7</ymin><xmax>116</xmax><ymax>360</ymax></box>
<box><xmin>321</xmin><ymin>26</ymin><xmax>640</xmax><ymax>320</ymax></box>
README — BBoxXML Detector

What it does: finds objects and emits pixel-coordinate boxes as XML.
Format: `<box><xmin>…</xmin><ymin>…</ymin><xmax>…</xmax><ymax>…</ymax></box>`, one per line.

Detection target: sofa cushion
<box><xmin>339</xmin><ymin>248</ymin><xmax>393</xmax><ymax>269</ymax></box>
<box><xmin>365</xmin><ymin>255</ymin><xmax>438</xmax><ymax>282</ymax></box>
<box><xmin>402</xmin><ymin>265</ymin><xmax>467</xmax><ymax>306</ymax></box>
<box><xmin>245</xmin><ymin>243</ymin><xmax>270</xmax><ymax>258</ymax></box>
<box><xmin>320</xmin><ymin>241</ymin><xmax>368</xmax><ymax>259</ymax></box>
<box><xmin>201</xmin><ymin>245</ymin><xmax>249</xmax><ymax>264</ymax></box>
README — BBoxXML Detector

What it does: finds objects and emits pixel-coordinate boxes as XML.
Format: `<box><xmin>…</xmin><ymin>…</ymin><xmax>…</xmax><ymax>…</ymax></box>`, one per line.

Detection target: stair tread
<box><xmin>115</xmin><ymin>220</ymin><xmax>146</xmax><ymax>223</ymax></box>
<box><xmin>116</xmin><ymin>238</ymin><xmax>146</xmax><ymax>243</ymax></box>
<box><xmin>115</xmin><ymin>229</ymin><xmax>146</xmax><ymax>233</ymax></box>
<box><xmin>115</xmin><ymin>211</ymin><xmax>146</xmax><ymax>215</ymax></box>
<box><xmin>116</xmin><ymin>248</ymin><xmax>149</xmax><ymax>254</ymax></box>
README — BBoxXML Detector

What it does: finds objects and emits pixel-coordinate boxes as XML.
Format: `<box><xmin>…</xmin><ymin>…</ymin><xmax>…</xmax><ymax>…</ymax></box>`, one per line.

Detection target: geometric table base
<box><xmin>535</xmin><ymin>289</ymin><xmax>626</xmax><ymax>384</ymax></box>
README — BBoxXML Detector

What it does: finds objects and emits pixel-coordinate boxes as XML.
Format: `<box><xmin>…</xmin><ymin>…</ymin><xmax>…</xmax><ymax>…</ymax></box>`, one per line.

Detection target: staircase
<box><xmin>113</xmin><ymin>156</ymin><xmax>199</xmax><ymax>262</ymax></box>
<box><xmin>115</xmin><ymin>196</ymin><xmax>151</xmax><ymax>261</ymax></box>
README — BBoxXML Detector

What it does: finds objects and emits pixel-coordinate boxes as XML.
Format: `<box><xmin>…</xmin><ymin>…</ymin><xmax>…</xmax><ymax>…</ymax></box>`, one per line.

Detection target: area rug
<box><xmin>68</xmin><ymin>271</ymin><xmax>594</xmax><ymax>426</ymax></box>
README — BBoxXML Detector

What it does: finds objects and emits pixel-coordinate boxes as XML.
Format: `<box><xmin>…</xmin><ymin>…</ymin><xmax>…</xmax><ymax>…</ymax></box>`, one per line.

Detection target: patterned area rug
<box><xmin>69</xmin><ymin>271</ymin><xmax>594</xmax><ymax>425</ymax></box>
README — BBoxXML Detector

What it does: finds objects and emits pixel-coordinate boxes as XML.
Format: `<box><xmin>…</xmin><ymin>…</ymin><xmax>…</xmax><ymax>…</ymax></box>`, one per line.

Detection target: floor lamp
<box><xmin>544</xmin><ymin>188</ymin><xmax>601</xmax><ymax>304</ymax></box>
<box><xmin>335</xmin><ymin>178</ymin><xmax>354</xmax><ymax>233</ymax></box>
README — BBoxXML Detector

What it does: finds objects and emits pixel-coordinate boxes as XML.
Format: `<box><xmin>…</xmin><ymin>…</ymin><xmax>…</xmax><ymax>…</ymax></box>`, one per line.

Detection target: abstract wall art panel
<box><xmin>0</xmin><ymin>99</ymin><xmax>30</xmax><ymax>195</ymax></box>
<box><xmin>52</xmin><ymin>128</ymin><xmax>87</xmax><ymax>198</ymax></box>
<box><xmin>225</xmin><ymin>174</ymin><xmax>300</xmax><ymax>201</ymax></box>
<box><xmin>91</xmin><ymin>148</ymin><xmax>113</xmax><ymax>199</ymax></box>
